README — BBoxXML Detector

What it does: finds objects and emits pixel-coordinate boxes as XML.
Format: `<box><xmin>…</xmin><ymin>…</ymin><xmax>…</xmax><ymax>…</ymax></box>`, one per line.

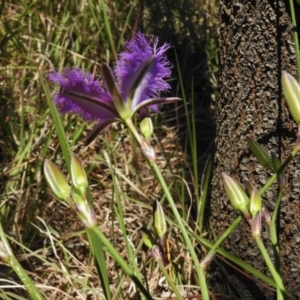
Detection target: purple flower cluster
<box><xmin>49</xmin><ymin>33</ymin><xmax>179</xmax><ymax>144</ymax></box>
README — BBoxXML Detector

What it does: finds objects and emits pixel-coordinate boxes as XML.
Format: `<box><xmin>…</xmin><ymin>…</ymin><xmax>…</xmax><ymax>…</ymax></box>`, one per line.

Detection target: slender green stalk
<box><xmin>253</xmin><ymin>234</ymin><xmax>287</xmax><ymax>298</ymax></box>
<box><xmin>90</xmin><ymin>226</ymin><xmax>153</xmax><ymax>299</ymax></box>
<box><xmin>20</xmin><ymin>74</ymin><xmax>25</xmax><ymax>148</ymax></box>
<box><xmin>114</xmin><ymin>199</ymin><xmax>144</xmax><ymax>294</ymax></box>
<box><xmin>40</xmin><ymin>74</ymin><xmax>71</xmax><ymax>171</ymax></box>
<box><xmin>179</xmin><ymin>56</ymin><xmax>199</xmax><ymax>203</ymax></box>
<box><xmin>150</xmin><ymin>160</ymin><xmax>209</xmax><ymax>299</ymax></box>
<box><xmin>268</xmin><ymin>188</ymin><xmax>284</xmax><ymax>300</ymax></box>
<box><xmin>204</xmin><ymin>216</ymin><xmax>242</xmax><ymax>260</ymax></box>
<box><xmin>86</xmin><ymin>228</ymin><xmax>111</xmax><ymax>300</ymax></box>
<box><xmin>103</xmin><ymin>150</ymin><xmax>143</xmax><ymax>288</ymax></box>
<box><xmin>99</xmin><ymin>0</ymin><xmax>117</xmax><ymax>61</ymax></box>
<box><xmin>112</xmin><ymin>274</ymin><xmax>127</xmax><ymax>300</ymax></box>
<box><xmin>0</xmin><ymin>222</ymin><xmax>44</xmax><ymax>300</ymax></box>
<box><xmin>135</xmin><ymin>210</ymin><xmax>279</xmax><ymax>291</ymax></box>
<box><xmin>124</xmin><ymin>118</ymin><xmax>210</xmax><ymax>299</ymax></box>
<box><xmin>270</xmin><ymin>188</ymin><xmax>283</xmax><ymax>273</ymax></box>
<box><xmin>289</xmin><ymin>0</ymin><xmax>300</xmax><ymax>80</ymax></box>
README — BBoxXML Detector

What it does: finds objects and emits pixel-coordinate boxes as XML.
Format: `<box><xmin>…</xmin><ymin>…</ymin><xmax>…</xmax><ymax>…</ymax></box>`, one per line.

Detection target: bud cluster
<box><xmin>44</xmin><ymin>154</ymin><xmax>96</xmax><ymax>228</ymax></box>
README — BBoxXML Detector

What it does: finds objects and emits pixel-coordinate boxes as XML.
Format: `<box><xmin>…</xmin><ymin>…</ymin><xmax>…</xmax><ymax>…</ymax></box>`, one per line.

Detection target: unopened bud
<box><xmin>262</xmin><ymin>207</ymin><xmax>271</xmax><ymax>225</ymax></box>
<box><xmin>282</xmin><ymin>71</ymin><xmax>300</xmax><ymax>124</ymax></box>
<box><xmin>251</xmin><ymin>211</ymin><xmax>262</xmax><ymax>237</ymax></box>
<box><xmin>151</xmin><ymin>244</ymin><xmax>164</xmax><ymax>261</ymax></box>
<box><xmin>44</xmin><ymin>160</ymin><xmax>71</xmax><ymax>202</ymax></box>
<box><xmin>70</xmin><ymin>154</ymin><xmax>88</xmax><ymax>198</ymax></box>
<box><xmin>140</xmin><ymin>226</ymin><xmax>155</xmax><ymax>249</ymax></box>
<box><xmin>72</xmin><ymin>193</ymin><xmax>96</xmax><ymax>228</ymax></box>
<box><xmin>249</xmin><ymin>187</ymin><xmax>262</xmax><ymax>217</ymax></box>
<box><xmin>153</xmin><ymin>201</ymin><xmax>167</xmax><ymax>239</ymax></box>
<box><xmin>140</xmin><ymin>139</ymin><xmax>156</xmax><ymax>161</ymax></box>
<box><xmin>140</xmin><ymin>117</ymin><xmax>154</xmax><ymax>140</ymax></box>
<box><xmin>222</xmin><ymin>173</ymin><xmax>249</xmax><ymax>212</ymax></box>
<box><xmin>247</xmin><ymin>138</ymin><xmax>272</xmax><ymax>170</ymax></box>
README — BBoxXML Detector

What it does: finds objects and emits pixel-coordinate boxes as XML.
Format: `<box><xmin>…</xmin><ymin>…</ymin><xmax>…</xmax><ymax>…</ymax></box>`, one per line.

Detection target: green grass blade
<box><xmin>40</xmin><ymin>72</ymin><xmax>71</xmax><ymax>170</ymax></box>
<box><xmin>89</xmin><ymin>226</ymin><xmax>153</xmax><ymax>299</ymax></box>
<box><xmin>0</xmin><ymin>222</ymin><xmax>44</xmax><ymax>300</ymax></box>
<box><xmin>86</xmin><ymin>228</ymin><xmax>112</xmax><ymax>300</ymax></box>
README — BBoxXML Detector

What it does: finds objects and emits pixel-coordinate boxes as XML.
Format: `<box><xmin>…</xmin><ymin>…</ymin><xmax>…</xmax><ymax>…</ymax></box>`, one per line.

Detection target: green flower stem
<box><xmin>257</xmin><ymin>147</ymin><xmax>299</xmax><ymax>299</ymax></box>
<box><xmin>89</xmin><ymin>225</ymin><xmax>153</xmax><ymax>299</ymax></box>
<box><xmin>253</xmin><ymin>233</ymin><xmax>287</xmax><ymax>298</ymax></box>
<box><xmin>259</xmin><ymin>147</ymin><xmax>299</xmax><ymax>196</ymax></box>
<box><xmin>268</xmin><ymin>188</ymin><xmax>284</xmax><ymax>300</ymax></box>
<box><xmin>156</xmin><ymin>259</ymin><xmax>184</xmax><ymax>300</ymax></box>
<box><xmin>86</xmin><ymin>228</ymin><xmax>111</xmax><ymax>300</ymax></box>
<box><xmin>188</xmin><ymin>230</ymin><xmax>277</xmax><ymax>288</ymax></box>
<box><xmin>270</xmin><ymin>188</ymin><xmax>283</xmax><ymax>273</ymax></box>
<box><xmin>125</xmin><ymin>119</ymin><xmax>210</xmax><ymax>300</ymax></box>
<box><xmin>289</xmin><ymin>0</ymin><xmax>300</xmax><ymax>80</ymax></box>
<box><xmin>0</xmin><ymin>221</ymin><xmax>44</xmax><ymax>300</ymax></box>
<box><xmin>149</xmin><ymin>158</ymin><xmax>209</xmax><ymax>299</ymax></box>
<box><xmin>204</xmin><ymin>216</ymin><xmax>242</xmax><ymax>261</ymax></box>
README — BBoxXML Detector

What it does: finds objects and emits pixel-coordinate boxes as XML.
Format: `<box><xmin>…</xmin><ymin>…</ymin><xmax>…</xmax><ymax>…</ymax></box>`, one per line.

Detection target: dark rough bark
<box><xmin>210</xmin><ymin>0</ymin><xmax>300</xmax><ymax>299</ymax></box>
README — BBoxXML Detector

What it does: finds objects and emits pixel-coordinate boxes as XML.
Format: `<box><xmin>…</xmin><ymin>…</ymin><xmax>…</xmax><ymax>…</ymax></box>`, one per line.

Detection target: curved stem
<box><xmin>270</xmin><ymin>188</ymin><xmax>283</xmax><ymax>273</ymax></box>
<box><xmin>204</xmin><ymin>216</ymin><xmax>242</xmax><ymax>261</ymax></box>
<box><xmin>149</xmin><ymin>161</ymin><xmax>210</xmax><ymax>299</ymax></box>
<box><xmin>90</xmin><ymin>226</ymin><xmax>153</xmax><ymax>299</ymax></box>
<box><xmin>124</xmin><ymin>119</ymin><xmax>210</xmax><ymax>300</ymax></box>
<box><xmin>268</xmin><ymin>188</ymin><xmax>284</xmax><ymax>300</ymax></box>
<box><xmin>253</xmin><ymin>234</ymin><xmax>287</xmax><ymax>299</ymax></box>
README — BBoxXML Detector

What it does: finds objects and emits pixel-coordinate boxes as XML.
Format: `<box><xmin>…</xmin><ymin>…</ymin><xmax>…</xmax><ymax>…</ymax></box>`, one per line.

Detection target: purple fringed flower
<box><xmin>115</xmin><ymin>32</ymin><xmax>171</xmax><ymax>111</ymax></box>
<box><xmin>48</xmin><ymin>32</ymin><xmax>180</xmax><ymax>144</ymax></box>
<box><xmin>48</xmin><ymin>68</ymin><xmax>116</xmax><ymax>121</ymax></box>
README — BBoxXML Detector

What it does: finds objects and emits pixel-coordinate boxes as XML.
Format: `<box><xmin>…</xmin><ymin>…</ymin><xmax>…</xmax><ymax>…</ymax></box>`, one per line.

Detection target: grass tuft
<box><xmin>1</xmin><ymin>0</ymin><xmax>218</xmax><ymax>298</ymax></box>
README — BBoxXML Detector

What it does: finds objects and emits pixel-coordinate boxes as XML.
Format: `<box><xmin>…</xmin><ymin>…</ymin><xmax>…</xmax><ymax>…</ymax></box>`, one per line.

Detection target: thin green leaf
<box><xmin>40</xmin><ymin>73</ymin><xmax>71</xmax><ymax>171</ymax></box>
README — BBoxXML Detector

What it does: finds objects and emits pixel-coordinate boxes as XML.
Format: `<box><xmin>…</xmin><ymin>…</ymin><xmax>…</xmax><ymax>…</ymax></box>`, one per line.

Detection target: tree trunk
<box><xmin>210</xmin><ymin>0</ymin><xmax>300</xmax><ymax>298</ymax></box>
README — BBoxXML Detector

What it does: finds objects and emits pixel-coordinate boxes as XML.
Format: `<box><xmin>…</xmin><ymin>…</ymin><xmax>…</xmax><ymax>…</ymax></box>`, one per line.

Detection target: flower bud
<box><xmin>153</xmin><ymin>201</ymin><xmax>167</xmax><ymax>239</ymax></box>
<box><xmin>222</xmin><ymin>173</ymin><xmax>249</xmax><ymax>212</ymax></box>
<box><xmin>151</xmin><ymin>244</ymin><xmax>164</xmax><ymax>261</ymax></box>
<box><xmin>251</xmin><ymin>211</ymin><xmax>262</xmax><ymax>237</ymax></box>
<box><xmin>247</xmin><ymin>138</ymin><xmax>272</xmax><ymax>170</ymax></box>
<box><xmin>262</xmin><ymin>207</ymin><xmax>271</xmax><ymax>225</ymax></box>
<box><xmin>70</xmin><ymin>154</ymin><xmax>88</xmax><ymax>198</ymax></box>
<box><xmin>140</xmin><ymin>117</ymin><xmax>154</xmax><ymax>140</ymax></box>
<box><xmin>72</xmin><ymin>193</ymin><xmax>96</xmax><ymax>228</ymax></box>
<box><xmin>249</xmin><ymin>187</ymin><xmax>262</xmax><ymax>217</ymax></box>
<box><xmin>282</xmin><ymin>71</ymin><xmax>300</xmax><ymax>124</ymax></box>
<box><xmin>140</xmin><ymin>226</ymin><xmax>155</xmax><ymax>249</ymax></box>
<box><xmin>44</xmin><ymin>160</ymin><xmax>71</xmax><ymax>202</ymax></box>
<box><xmin>140</xmin><ymin>139</ymin><xmax>156</xmax><ymax>161</ymax></box>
